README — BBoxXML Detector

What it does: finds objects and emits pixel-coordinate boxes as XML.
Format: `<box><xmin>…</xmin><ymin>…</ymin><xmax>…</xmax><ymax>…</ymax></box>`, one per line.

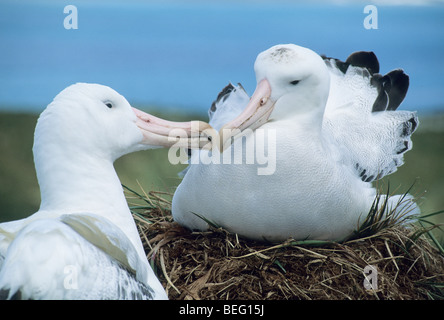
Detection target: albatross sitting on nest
<box><xmin>0</xmin><ymin>83</ymin><xmax>212</xmax><ymax>299</ymax></box>
<box><xmin>172</xmin><ymin>44</ymin><xmax>419</xmax><ymax>242</ymax></box>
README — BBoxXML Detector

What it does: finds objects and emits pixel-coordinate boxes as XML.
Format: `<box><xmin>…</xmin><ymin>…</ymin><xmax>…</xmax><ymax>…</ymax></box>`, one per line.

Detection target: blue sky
<box><xmin>0</xmin><ymin>0</ymin><xmax>443</xmax><ymax>114</ymax></box>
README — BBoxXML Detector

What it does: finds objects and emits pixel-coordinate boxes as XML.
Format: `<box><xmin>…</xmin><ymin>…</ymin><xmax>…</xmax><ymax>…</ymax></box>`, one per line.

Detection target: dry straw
<box><xmin>125</xmin><ymin>185</ymin><xmax>444</xmax><ymax>300</ymax></box>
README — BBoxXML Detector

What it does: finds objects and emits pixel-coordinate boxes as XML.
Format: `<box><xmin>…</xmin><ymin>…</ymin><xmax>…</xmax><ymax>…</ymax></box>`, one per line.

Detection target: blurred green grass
<box><xmin>1</xmin><ymin>110</ymin><xmax>443</xmax><ymax>241</ymax></box>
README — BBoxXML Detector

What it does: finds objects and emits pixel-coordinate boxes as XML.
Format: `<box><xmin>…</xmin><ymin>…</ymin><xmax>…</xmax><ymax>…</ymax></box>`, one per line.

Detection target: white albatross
<box><xmin>172</xmin><ymin>44</ymin><xmax>420</xmax><ymax>242</ymax></box>
<box><xmin>0</xmin><ymin>83</ymin><xmax>211</xmax><ymax>299</ymax></box>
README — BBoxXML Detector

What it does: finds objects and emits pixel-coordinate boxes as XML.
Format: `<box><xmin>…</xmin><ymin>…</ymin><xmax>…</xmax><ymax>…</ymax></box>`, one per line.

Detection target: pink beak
<box><xmin>133</xmin><ymin>107</ymin><xmax>214</xmax><ymax>148</ymax></box>
<box><xmin>218</xmin><ymin>79</ymin><xmax>275</xmax><ymax>150</ymax></box>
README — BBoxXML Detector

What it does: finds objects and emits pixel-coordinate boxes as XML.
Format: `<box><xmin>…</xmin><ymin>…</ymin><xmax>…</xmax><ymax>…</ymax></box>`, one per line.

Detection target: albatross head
<box><xmin>34</xmin><ymin>83</ymin><xmax>212</xmax><ymax>162</ymax></box>
<box><xmin>253</xmin><ymin>44</ymin><xmax>331</xmax><ymax>121</ymax></box>
<box><xmin>218</xmin><ymin>44</ymin><xmax>330</xmax><ymax>148</ymax></box>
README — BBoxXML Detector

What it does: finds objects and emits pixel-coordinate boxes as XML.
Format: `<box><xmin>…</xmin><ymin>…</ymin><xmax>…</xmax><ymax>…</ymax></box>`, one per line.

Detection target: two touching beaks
<box><xmin>133</xmin><ymin>79</ymin><xmax>275</xmax><ymax>152</ymax></box>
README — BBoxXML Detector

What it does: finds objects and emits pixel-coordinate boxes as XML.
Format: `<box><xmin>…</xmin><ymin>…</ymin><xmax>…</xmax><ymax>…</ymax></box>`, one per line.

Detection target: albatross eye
<box><xmin>104</xmin><ymin>101</ymin><xmax>113</xmax><ymax>109</ymax></box>
<box><xmin>290</xmin><ymin>80</ymin><xmax>300</xmax><ymax>86</ymax></box>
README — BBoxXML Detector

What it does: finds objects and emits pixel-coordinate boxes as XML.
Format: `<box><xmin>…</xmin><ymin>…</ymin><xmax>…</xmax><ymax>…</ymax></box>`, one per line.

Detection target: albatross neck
<box><xmin>272</xmin><ymin>94</ymin><xmax>326</xmax><ymax>133</ymax></box>
<box><xmin>35</xmin><ymin>146</ymin><xmax>131</xmax><ymax>226</ymax></box>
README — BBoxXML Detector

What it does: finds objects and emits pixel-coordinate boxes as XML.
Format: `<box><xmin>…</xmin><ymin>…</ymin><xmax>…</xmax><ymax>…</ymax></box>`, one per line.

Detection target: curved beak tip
<box><xmin>216</xmin><ymin>78</ymin><xmax>275</xmax><ymax>150</ymax></box>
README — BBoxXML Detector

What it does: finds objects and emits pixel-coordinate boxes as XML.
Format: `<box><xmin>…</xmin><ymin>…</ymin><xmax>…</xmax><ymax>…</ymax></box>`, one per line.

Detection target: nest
<box><xmin>127</xmin><ymin>188</ymin><xmax>444</xmax><ymax>300</ymax></box>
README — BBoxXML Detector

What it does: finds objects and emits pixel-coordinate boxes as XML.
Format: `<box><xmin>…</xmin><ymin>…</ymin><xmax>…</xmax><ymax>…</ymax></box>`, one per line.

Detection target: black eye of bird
<box><xmin>290</xmin><ymin>80</ymin><xmax>300</xmax><ymax>85</ymax></box>
<box><xmin>105</xmin><ymin>102</ymin><xmax>113</xmax><ymax>109</ymax></box>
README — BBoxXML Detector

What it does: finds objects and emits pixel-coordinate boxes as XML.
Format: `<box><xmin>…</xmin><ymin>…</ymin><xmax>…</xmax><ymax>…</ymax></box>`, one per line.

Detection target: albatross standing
<box><xmin>172</xmin><ymin>44</ymin><xmax>419</xmax><ymax>242</ymax></box>
<box><xmin>0</xmin><ymin>83</ymin><xmax>211</xmax><ymax>299</ymax></box>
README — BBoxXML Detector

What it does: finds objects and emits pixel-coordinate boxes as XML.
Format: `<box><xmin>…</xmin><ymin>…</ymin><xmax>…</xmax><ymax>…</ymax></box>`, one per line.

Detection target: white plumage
<box><xmin>172</xmin><ymin>44</ymin><xmax>419</xmax><ymax>242</ymax></box>
<box><xmin>322</xmin><ymin>57</ymin><xmax>417</xmax><ymax>182</ymax></box>
<box><xmin>0</xmin><ymin>83</ymin><xmax>209</xmax><ymax>299</ymax></box>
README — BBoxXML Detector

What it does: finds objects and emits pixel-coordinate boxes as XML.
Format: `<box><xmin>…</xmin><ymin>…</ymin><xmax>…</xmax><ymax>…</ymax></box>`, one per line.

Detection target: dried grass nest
<box><xmin>126</xmin><ymin>186</ymin><xmax>444</xmax><ymax>300</ymax></box>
